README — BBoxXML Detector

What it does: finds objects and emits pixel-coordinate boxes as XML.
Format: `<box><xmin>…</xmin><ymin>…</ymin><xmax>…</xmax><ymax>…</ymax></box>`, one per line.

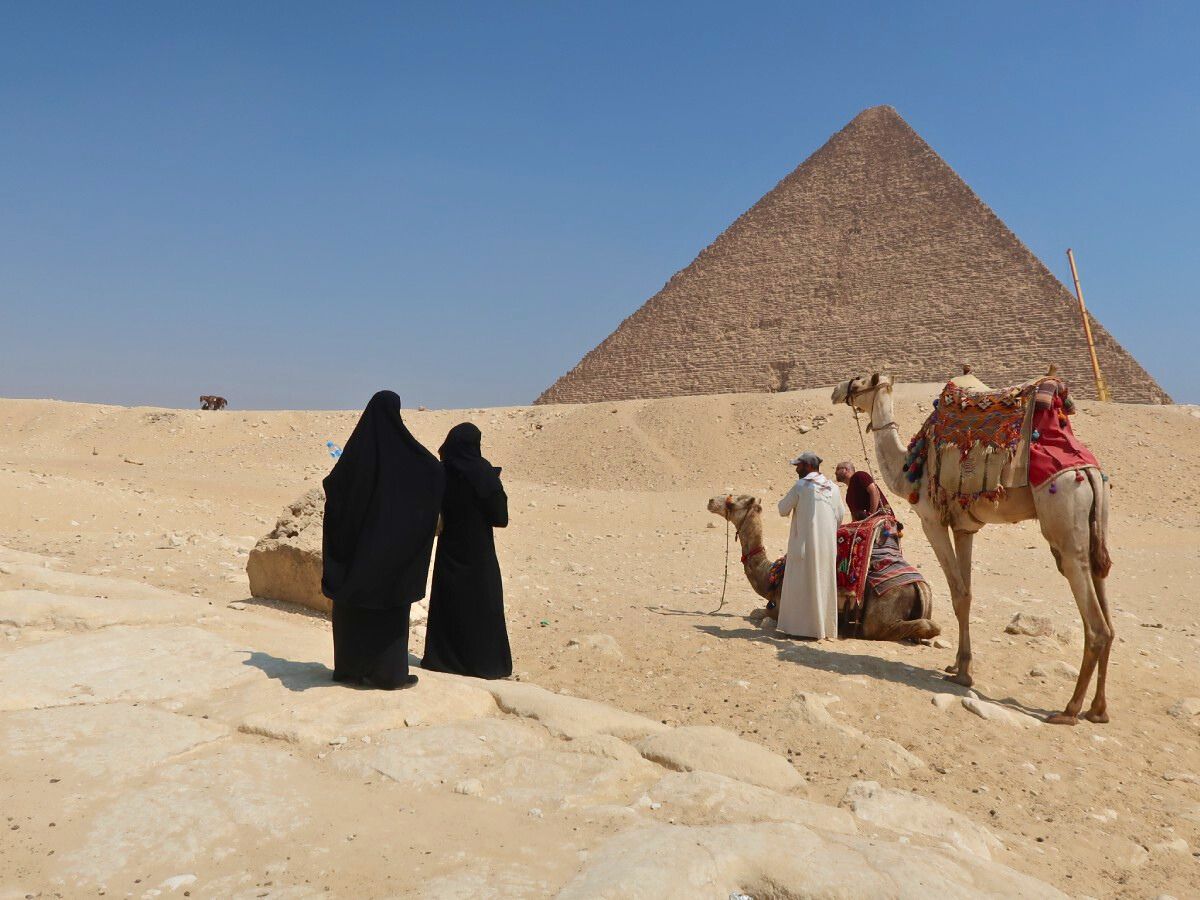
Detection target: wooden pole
<box><xmin>1066</xmin><ymin>248</ymin><xmax>1111</xmax><ymax>402</ymax></box>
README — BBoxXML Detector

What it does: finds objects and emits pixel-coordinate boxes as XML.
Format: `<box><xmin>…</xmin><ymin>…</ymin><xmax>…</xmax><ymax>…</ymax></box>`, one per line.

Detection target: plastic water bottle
<box><xmin>326</xmin><ymin>441</ymin><xmax>343</xmax><ymax>459</ymax></box>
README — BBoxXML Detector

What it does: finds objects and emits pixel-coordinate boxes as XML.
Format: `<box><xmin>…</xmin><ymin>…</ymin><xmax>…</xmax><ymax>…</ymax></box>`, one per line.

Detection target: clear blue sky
<box><xmin>2</xmin><ymin>2</ymin><xmax>1196</xmax><ymax>408</ymax></box>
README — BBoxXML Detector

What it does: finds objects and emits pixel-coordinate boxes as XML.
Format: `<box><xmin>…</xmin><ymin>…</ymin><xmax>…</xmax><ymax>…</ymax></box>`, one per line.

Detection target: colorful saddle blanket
<box><xmin>836</xmin><ymin>514</ymin><xmax>925</xmax><ymax>611</ymax></box>
<box><xmin>766</xmin><ymin>555</ymin><xmax>786</xmax><ymax>593</ymax></box>
<box><xmin>904</xmin><ymin>379</ymin><xmax>1039</xmax><ymax>512</ymax></box>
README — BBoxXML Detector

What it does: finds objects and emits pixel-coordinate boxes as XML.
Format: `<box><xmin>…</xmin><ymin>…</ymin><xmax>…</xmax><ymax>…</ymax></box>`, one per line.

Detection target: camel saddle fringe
<box><xmin>905</xmin><ymin>377</ymin><xmax>1040</xmax><ymax>517</ymax></box>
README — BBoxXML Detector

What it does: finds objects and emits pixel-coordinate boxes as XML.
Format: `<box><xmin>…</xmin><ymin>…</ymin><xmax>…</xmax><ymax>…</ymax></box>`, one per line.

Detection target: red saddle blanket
<box><xmin>836</xmin><ymin>514</ymin><xmax>925</xmax><ymax>610</ymax></box>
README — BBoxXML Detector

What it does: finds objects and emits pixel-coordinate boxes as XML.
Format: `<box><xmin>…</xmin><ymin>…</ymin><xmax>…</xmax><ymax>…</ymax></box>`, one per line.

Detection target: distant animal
<box><xmin>200</xmin><ymin>395</ymin><xmax>228</xmax><ymax>410</ymax></box>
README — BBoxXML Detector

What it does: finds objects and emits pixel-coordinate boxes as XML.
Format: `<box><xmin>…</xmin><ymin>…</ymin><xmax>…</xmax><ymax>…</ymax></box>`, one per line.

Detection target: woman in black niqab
<box><xmin>421</xmin><ymin>422</ymin><xmax>512</xmax><ymax>679</ymax></box>
<box><xmin>322</xmin><ymin>390</ymin><xmax>444</xmax><ymax>688</ymax></box>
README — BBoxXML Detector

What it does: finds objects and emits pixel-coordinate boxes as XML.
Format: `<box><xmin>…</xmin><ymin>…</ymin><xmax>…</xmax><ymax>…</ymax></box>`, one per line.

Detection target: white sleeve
<box><xmin>778</xmin><ymin>483</ymin><xmax>798</xmax><ymax>517</ymax></box>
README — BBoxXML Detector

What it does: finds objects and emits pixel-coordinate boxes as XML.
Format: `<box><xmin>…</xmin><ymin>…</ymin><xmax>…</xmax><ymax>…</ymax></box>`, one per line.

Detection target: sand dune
<box><xmin>2</xmin><ymin>384</ymin><xmax>1198</xmax><ymax>897</ymax></box>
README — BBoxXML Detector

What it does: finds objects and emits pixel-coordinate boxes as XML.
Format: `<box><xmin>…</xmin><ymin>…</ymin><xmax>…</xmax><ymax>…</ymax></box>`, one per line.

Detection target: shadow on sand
<box><xmin>238</xmin><ymin>650</ymin><xmax>423</xmax><ymax>693</ymax></box>
<box><xmin>695</xmin><ymin>623</ymin><xmax>1056</xmax><ymax>720</ymax></box>
<box><xmin>240</xmin><ymin>596</ymin><xmax>329</xmax><ymax>620</ymax></box>
<box><xmin>644</xmin><ymin>604</ymin><xmax>744</xmax><ymax>619</ymax></box>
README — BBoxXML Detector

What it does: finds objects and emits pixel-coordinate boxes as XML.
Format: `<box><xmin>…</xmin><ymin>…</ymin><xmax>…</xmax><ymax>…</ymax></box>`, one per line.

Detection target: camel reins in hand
<box><xmin>712</xmin><ymin>495</ymin><xmax>755</xmax><ymax>614</ymax></box>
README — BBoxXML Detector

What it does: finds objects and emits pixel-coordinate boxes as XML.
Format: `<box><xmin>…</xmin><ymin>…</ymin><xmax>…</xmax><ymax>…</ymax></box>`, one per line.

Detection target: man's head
<box><xmin>789</xmin><ymin>450</ymin><xmax>822</xmax><ymax>478</ymax></box>
<box><xmin>834</xmin><ymin>460</ymin><xmax>855</xmax><ymax>484</ymax></box>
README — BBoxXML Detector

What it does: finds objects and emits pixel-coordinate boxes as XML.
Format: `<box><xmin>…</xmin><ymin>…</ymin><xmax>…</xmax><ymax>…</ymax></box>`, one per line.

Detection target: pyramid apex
<box><xmin>849</xmin><ymin>104</ymin><xmax>907</xmax><ymax>125</ymax></box>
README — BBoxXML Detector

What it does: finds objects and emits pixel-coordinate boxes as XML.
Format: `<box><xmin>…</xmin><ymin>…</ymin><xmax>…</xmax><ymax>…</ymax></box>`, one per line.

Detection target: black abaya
<box><xmin>421</xmin><ymin>423</ymin><xmax>512</xmax><ymax>679</ymax></box>
<box><xmin>321</xmin><ymin>391</ymin><xmax>444</xmax><ymax>687</ymax></box>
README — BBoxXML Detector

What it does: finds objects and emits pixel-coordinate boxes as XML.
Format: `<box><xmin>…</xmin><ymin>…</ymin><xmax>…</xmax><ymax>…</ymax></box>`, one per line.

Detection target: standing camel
<box><xmin>831</xmin><ymin>374</ymin><xmax>1113</xmax><ymax>725</ymax></box>
<box><xmin>706</xmin><ymin>494</ymin><xmax>940</xmax><ymax>642</ymax></box>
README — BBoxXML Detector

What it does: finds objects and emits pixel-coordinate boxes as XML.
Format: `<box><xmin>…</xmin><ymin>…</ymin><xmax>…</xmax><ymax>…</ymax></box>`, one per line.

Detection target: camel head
<box><xmin>832</xmin><ymin>373</ymin><xmax>894</xmax><ymax>413</ymax></box>
<box><xmin>707</xmin><ymin>494</ymin><xmax>762</xmax><ymax>522</ymax></box>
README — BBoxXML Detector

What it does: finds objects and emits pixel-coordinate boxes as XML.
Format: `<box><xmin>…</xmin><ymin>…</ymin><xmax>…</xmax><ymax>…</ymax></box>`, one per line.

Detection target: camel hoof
<box><xmin>1045</xmin><ymin>712</ymin><xmax>1078</xmax><ymax>726</ymax></box>
<box><xmin>1084</xmin><ymin>709</ymin><xmax>1109</xmax><ymax>724</ymax></box>
<box><xmin>943</xmin><ymin>671</ymin><xmax>973</xmax><ymax>687</ymax></box>
<box><xmin>748</xmin><ymin>608</ymin><xmax>768</xmax><ymax>622</ymax></box>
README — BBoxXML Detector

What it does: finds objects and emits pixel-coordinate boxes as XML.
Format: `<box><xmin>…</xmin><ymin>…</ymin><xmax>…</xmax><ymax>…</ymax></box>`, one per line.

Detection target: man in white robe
<box><xmin>777</xmin><ymin>451</ymin><xmax>844</xmax><ymax>639</ymax></box>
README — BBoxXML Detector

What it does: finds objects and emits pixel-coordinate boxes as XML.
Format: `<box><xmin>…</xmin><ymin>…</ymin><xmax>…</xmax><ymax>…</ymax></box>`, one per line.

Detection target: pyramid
<box><xmin>536</xmin><ymin>106</ymin><xmax>1169</xmax><ymax>405</ymax></box>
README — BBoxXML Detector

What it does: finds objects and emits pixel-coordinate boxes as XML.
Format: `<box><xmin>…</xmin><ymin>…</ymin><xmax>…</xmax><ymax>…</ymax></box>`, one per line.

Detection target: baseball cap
<box><xmin>789</xmin><ymin>451</ymin><xmax>822</xmax><ymax>467</ymax></box>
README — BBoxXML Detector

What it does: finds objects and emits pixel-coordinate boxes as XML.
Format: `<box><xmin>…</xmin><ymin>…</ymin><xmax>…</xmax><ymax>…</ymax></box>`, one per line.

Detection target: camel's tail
<box><xmin>1087</xmin><ymin>468</ymin><xmax>1112</xmax><ymax>579</ymax></box>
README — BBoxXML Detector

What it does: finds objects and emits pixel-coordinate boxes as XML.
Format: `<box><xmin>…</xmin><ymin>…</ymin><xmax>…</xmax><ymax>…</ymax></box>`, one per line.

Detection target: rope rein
<box><xmin>711</xmin><ymin>497</ymin><xmax>754</xmax><ymax>614</ymax></box>
<box><xmin>851</xmin><ymin>406</ymin><xmax>876</xmax><ymax>480</ymax></box>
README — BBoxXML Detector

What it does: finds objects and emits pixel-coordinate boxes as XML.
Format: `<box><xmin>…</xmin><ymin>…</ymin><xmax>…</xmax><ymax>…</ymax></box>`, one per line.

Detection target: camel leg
<box><xmin>1083</xmin><ymin>574</ymin><xmax>1113</xmax><ymax>723</ymax></box>
<box><xmin>861</xmin><ymin>585</ymin><xmax>940</xmax><ymax>642</ymax></box>
<box><xmin>919</xmin><ymin>519</ymin><xmax>971</xmax><ymax>684</ymax></box>
<box><xmin>950</xmin><ymin>529</ymin><xmax>976</xmax><ymax>685</ymax></box>
<box><xmin>1035</xmin><ymin>475</ymin><xmax>1113</xmax><ymax>725</ymax></box>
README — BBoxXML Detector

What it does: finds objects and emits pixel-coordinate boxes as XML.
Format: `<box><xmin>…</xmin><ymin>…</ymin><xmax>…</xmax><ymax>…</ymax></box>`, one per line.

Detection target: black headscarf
<box><xmin>438</xmin><ymin>422</ymin><xmax>503</xmax><ymax>498</ymax></box>
<box><xmin>321</xmin><ymin>391</ymin><xmax>445</xmax><ymax>608</ymax></box>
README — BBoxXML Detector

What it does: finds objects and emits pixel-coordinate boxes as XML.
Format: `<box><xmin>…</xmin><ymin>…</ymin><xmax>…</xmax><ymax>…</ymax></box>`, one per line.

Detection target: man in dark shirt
<box><xmin>834</xmin><ymin>461</ymin><xmax>891</xmax><ymax>521</ymax></box>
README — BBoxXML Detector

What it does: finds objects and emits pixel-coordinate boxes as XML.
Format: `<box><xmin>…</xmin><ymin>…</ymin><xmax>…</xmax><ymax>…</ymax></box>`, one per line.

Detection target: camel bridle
<box><xmin>842</xmin><ymin>378</ymin><xmax>899</xmax><ymax>480</ymax></box>
<box><xmin>712</xmin><ymin>495</ymin><xmax>758</xmax><ymax>614</ymax></box>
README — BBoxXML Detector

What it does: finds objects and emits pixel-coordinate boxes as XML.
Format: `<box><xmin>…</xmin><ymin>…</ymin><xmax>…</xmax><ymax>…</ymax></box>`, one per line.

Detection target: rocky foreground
<box><xmin>0</xmin><ymin>543</ymin><xmax>1065</xmax><ymax>898</ymax></box>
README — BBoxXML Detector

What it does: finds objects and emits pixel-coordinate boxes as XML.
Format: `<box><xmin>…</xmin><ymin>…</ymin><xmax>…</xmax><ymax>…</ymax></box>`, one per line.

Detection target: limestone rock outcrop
<box><xmin>1</xmin><ymin>546</ymin><xmax>1071</xmax><ymax>897</ymax></box>
<box><xmin>246</xmin><ymin>487</ymin><xmax>328</xmax><ymax>613</ymax></box>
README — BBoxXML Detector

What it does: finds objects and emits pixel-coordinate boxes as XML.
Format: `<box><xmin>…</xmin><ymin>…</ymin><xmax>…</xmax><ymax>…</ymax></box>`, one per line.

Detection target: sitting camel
<box><xmin>707</xmin><ymin>494</ymin><xmax>940</xmax><ymax>642</ymax></box>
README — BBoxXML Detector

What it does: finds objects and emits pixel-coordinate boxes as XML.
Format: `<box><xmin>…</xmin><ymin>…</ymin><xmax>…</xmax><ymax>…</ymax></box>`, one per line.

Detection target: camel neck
<box><xmin>871</xmin><ymin>388</ymin><xmax>908</xmax><ymax>496</ymax></box>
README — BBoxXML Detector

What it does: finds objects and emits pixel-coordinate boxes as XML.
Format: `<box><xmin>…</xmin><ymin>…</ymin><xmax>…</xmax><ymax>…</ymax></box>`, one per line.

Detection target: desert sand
<box><xmin>2</xmin><ymin>383</ymin><xmax>1198</xmax><ymax>898</ymax></box>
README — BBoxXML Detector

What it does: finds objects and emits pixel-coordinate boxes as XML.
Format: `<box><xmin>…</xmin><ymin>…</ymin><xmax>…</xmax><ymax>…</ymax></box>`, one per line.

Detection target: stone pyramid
<box><xmin>536</xmin><ymin>106</ymin><xmax>1168</xmax><ymax>405</ymax></box>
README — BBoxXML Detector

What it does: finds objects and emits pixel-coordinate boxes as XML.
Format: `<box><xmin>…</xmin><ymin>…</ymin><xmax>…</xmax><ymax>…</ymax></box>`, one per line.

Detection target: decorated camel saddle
<box><xmin>901</xmin><ymin>366</ymin><xmax>1100</xmax><ymax>514</ymax></box>
<box><xmin>835</xmin><ymin>513</ymin><xmax>930</xmax><ymax>630</ymax></box>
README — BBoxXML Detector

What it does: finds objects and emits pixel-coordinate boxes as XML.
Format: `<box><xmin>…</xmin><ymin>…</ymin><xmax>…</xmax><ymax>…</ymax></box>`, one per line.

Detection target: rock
<box><xmin>961</xmin><ymin>697</ymin><xmax>1041</xmax><ymax>729</ymax></box>
<box><xmin>0</xmin><ymin>704</ymin><xmax>228</xmax><ymax>782</ymax></box>
<box><xmin>1168</xmin><ymin>697</ymin><xmax>1200</xmax><ymax>719</ymax></box>
<box><xmin>565</xmin><ymin>633</ymin><xmax>624</xmax><ymax>658</ymax></box>
<box><xmin>160</xmin><ymin>874</ymin><xmax>196</xmax><ymax>892</ymax></box>
<box><xmin>481</xmin><ymin>680</ymin><xmax>668</xmax><ymax>741</ymax></box>
<box><xmin>59</xmin><ymin>744</ymin><xmax>317</xmax><ymax>883</ymax></box>
<box><xmin>1005</xmin><ymin>613</ymin><xmax>1054</xmax><ymax>637</ymax></box>
<box><xmin>792</xmin><ymin>693</ymin><xmax>924</xmax><ymax>776</ymax></box>
<box><xmin>931</xmin><ymin>693</ymin><xmax>957</xmax><ymax>711</ymax></box>
<box><xmin>1151</xmin><ymin>837</ymin><xmax>1189</xmax><ymax>855</ymax></box>
<box><xmin>453</xmin><ymin>778</ymin><xmax>484</xmax><ymax>796</ymax></box>
<box><xmin>645</xmin><ymin>771</ymin><xmax>856</xmax><ymax>833</ymax></box>
<box><xmin>0</xmin><ymin>588</ymin><xmax>199</xmax><ymax>631</ymax></box>
<box><xmin>220</xmin><ymin>659</ymin><xmax>498</xmax><ymax>745</ymax></box>
<box><xmin>1117</xmin><ymin>840</ymin><xmax>1150</xmax><ymax>869</ymax></box>
<box><xmin>485</xmin><ymin>742</ymin><xmax>660</xmax><ymax>810</ymax></box>
<box><xmin>0</xmin><ymin>626</ymin><xmax>255</xmax><ymax>711</ymax></box>
<box><xmin>245</xmin><ymin>487</ymin><xmax>329</xmax><ymax>614</ymax></box>
<box><xmin>557</xmin><ymin>821</ymin><xmax>1064</xmax><ymax>899</ymax></box>
<box><xmin>635</xmin><ymin>725</ymin><xmax>805</xmax><ymax>793</ymax></box>
<box><xmin>932</xmin><ymin>637</ymin><xmax>952</xmax><ymax>649</ymax></box>
<box><xmin>0</xmin><ymin>561</ymin><xmax>188</xmax><ymax>604</ymax></box>
<box><xmin>1162</xmin><ymin>772</ymin><xmax>1200</xmax><ymax>784</ymax></box>
<box><xmin>841</xmin><ymin>780</ymin><xmax>1004</xmax><ymax>860</ymax></box>
<box><xmin>1030</xmin><ymin>660</ymin><xmax>1079</xmax><ymax>679</ymax></box>
<box><xmin>333</xmin><ymin>718</ymin><xmax>548</xmax><ymax>788</ymax></box>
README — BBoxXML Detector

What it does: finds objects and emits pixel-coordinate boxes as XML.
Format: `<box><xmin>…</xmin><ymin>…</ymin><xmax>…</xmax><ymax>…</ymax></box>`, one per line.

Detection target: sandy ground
<box><xmin>1</xmin><ymin>383</ymin><xmax>1198</xmax><ymax>898</ymax></box>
